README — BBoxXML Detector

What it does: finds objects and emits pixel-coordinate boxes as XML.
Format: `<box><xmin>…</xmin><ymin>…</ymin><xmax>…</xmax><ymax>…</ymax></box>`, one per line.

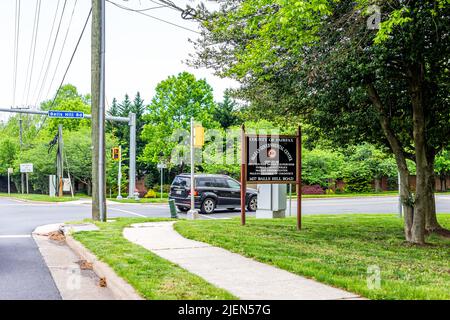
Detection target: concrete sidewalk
<box><xmin>123</xmin><ymin>222</ymin><xmax>362</xmax><ymax>300</ymax></box>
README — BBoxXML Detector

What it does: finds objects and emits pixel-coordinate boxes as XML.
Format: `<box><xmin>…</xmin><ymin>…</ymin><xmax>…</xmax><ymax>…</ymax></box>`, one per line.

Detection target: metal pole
<box><xmin>128</xmin><ymin>113</ymin><xmax>136</xmax><ymax>199</ymax></box>
<box><xmin>187</xmin><ymin>117</ymin><xmax>199</xmax><ymax>219</ymax></box>
<box><xmin>160</xmin><ymin>167</ymin><xmax>163</xmax><ymax>200</ymax></box>
<box><xmin>117</xmin><ymin>145</ymin><xmax>122</xmax><ymax>199</ymax></box>
<box><xmin>8</xmin><ymin>170</ymin><xmax>11</xmax><ymax>196</ymax></box>
<box><xmin>240</xmin><ymin>124</ymin><xmax>246</xmax><ymax>226</ymax></box>
<box><xmin>26</xmin><ymin>173</ymin><xmax>29</xmax><ymax>194</ymax></box>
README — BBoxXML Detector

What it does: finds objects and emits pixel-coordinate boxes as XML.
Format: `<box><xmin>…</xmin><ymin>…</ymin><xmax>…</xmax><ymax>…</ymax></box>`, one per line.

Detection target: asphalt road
<box><xmin>0</xmin><ymin>194</ymin><xmax>449</xmax><ymax>299</ymax></box>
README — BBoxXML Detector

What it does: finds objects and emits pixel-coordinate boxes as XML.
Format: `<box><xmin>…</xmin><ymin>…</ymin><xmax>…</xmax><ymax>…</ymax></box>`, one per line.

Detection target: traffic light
<box><xmin>112</xmin><ymin>147</ymin><xmax>120</xmax><ymax>161</ymax></box>
<box><xmin>194</xmin><ymin>125</ymin><xmax>205</xmax><ymax>148</ymax></box>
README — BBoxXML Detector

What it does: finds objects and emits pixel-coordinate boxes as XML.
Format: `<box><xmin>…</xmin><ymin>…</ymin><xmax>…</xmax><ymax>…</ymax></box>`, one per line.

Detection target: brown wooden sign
<box><xmin>246</xmin><ymin>135</ymin><xmax>298</xmax><ymax>184</ymax></box>
<box><xmin>240</xmin><ymin>127</ymin><xmax>302</xmax><ymax>230</ymax></box>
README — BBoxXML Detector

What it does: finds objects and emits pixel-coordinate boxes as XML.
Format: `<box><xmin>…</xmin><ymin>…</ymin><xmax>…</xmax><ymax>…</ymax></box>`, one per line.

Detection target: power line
<box><xmin>35</xmin><ymin>0</ymin><xmax>69</xmax><ymax>106</ymax></box>
<box><xmin>107</xmin><ymin>1</ymin><xmax>166</xmax><ymax>12</ymax></box>
<box><xmin>31</xmin><ymin>0</ymin><xmax>62</xmax><ymax>106</ymax></box>
<box><xmin>44</xmin><ymin>0</ymin><xmax>78</xmax><ymax>101</ymax></box>
<box><xmin>106</xmin><ymin>0</ymin><xmax>200</xmax><ymax>34</ymax></box>
<box><xmin>12</xmin><ymin>0</ymin><xmax>21</xmax><ymax>108</ymax></box>
<box><xmin>23</xmin><ymin>0</ymin><xmax>42</xmax><ymax>107</ymax></box>
<box><xmin>35</xmin><ymin>7</ymin><xmax>93</xmax><ymax>138</ymax></box>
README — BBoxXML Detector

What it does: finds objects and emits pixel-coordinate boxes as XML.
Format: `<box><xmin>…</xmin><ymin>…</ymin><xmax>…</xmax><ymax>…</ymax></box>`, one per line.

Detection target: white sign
<box><xmin>20</xmin><ymin>163</ymin><xmax>33</xmax><ymax>173</ymax></box>
<box><xmin>157</xmin><ymin>163</ymin><xmax>167</xmax><ymax>169</ymax></box>
<box><xmin>7</xmin><ymin>168</ymin><xmax>13</xmax><ymax>174</ymax></box>
<box><xmin>63</xmin><ymin>178</ymin><xmax>72</xmax><ymax>192</ymax></box>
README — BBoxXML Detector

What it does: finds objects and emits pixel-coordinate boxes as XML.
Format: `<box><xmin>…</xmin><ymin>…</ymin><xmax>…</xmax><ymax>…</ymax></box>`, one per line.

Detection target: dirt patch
<box><xmin>48</xmin><ymin>231</ymin><xmax>66</xmax><ymax>242</ymax></box>
<box><xmin>77</xmin><ymin>260</ymin><xmax>93</xmax><ymax>270</ymax></box>
<box><xmin>99</xmin><ymin>277</ymin><xmax>107</xmax><ymax>287</ymax></box>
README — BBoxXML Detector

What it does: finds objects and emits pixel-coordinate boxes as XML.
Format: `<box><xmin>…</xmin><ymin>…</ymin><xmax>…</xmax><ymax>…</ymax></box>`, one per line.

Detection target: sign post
<box><xmin>296</xmin><ymin>127</ymin><xmax>302</xmax><ymax>230</ymax></box>
<box><xmin>157</xmin><ymin>163</ymin><xmax>167</xmax><ymax>200</ymax></box>
<box><xmin>7</xmin><ymin>168</ymin><xmax>13</xmax><ymax>195</ymax></box>
<box><xmin>241</xmin><ymin>129</ymin><xmax>302</xmax><ymax>229</ymax></box>
<box><xmin>241</xmin><ymin>125</ymin><xmax>247</xmax><ymax>226</ymax></box>
<box><xmin>112</xmin><ymin>147</ymin><xmax>122</xmax><ymax>199</ymax></box>
<box><xmin>20</xmin><ymin>163</ymin><xmax>33</xmax><ymax>195</ymax></box>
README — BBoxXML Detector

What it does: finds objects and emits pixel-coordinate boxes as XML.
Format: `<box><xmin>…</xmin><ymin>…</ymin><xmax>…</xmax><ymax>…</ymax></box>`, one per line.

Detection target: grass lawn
<box><xmin>71</xmin><ymin>218</ymin><xmax>236</xmax><ymax>300</ymax></box>
<box><xmin>0</xmin><ymin>193</ymin><xmax>83</xmax><ymax>202</ymax></box>
<box><xmin>175</xmin><ymin>214</ymin><xmax>450</xmax><ymax>300</ymax></box>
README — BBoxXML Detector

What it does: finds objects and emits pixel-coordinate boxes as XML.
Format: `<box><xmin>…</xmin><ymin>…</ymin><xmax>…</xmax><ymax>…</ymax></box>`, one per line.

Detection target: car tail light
<box><xmin>188</xmin><ymin>190</ymin><xmax>199</xmax><ymax>196</ymax></box>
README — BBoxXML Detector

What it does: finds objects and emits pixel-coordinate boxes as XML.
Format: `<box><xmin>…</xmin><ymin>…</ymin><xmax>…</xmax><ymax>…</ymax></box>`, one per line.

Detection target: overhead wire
<box><xmin>34</xmin><ymin>7</ymin><xmax>93</xmax><ymax>138</ymax></box>
<box><xmin>31</xmin><ymin>0</ymin><xmax>62</xmax><ymax>107</ymax></box>
<box><xmin>23</xmin><ymin>0</ymin><xmax>42</xmax><ymax>107</ymax></box>
<box><xmin>44</xmin><ymin>0</ymin><xmax>79</xmax><ymax>101</ymax></box>
<box><xmin>34</xmin><ymin>0</ymin><xmax>69</xmax><ymax>106</ymax></box>
<box><xmin>106</xmin><ymin>0</ymin><xmax>200</xmax><ymax>34</ymax></box>
<box><xmin>12</xmin><ymin>0</ymin><xmax>21</xmax><ymax>108</ymax></box>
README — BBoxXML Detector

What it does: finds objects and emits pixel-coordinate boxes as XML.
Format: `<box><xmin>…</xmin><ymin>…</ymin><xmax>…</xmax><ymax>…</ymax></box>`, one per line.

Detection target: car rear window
<box><xmin>172</xmin><ymin>176</ymin><xmax>190</xmax><ymax>187</ymax></box>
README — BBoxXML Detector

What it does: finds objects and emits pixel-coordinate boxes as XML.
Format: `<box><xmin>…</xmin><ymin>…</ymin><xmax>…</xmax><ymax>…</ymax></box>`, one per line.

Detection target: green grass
<box><xmin>175</xmin><ymin>214</ymin><xmax>450</xmax><ymax>300</ymax></box>
<box><xmin>0</xmin><ymin>193</ymin><xmax>83</xmax><ymax>202</ymax></box>
<box><xmin>71</xmin><ymin>218</ymin><xmax>236</xmax><ymax>300</ymax></box>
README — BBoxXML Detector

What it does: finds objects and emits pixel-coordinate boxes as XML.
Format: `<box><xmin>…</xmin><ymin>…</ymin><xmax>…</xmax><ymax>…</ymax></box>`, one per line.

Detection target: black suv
<box><xmin>169</xmin><ymin>174</ymin><xmax>258</xmax><ymax>214</ymax></box>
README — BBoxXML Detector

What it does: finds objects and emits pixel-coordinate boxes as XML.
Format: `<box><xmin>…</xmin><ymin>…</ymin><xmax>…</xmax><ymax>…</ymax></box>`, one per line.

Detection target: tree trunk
<box><xmin>409</xmin><ymin>63</ymin><xmax>427</xmax><ymax>244</ymax></box>
<box><xmin>424</xmin><ymin>159</ymin><xmax>450</xmax><ymax>237</ymax></box>
<box><xmin>398</xmin><ymin>168</ymin><xmax>414</xmax><ymax>241</ymax></box>
<box><xmin>374</xmin><ymin>178</ymin><xmax>382</xmax><ymax>192</ymax></box>
<box><xmin>366</xmin><ymin>83</ymin><xmax>415</xmax><ymax>243</ymax></box>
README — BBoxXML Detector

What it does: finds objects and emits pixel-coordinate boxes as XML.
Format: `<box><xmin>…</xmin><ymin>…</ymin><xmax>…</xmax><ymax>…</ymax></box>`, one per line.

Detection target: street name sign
<box><xmin>20</xmin><ymin>163</ymin><xmax>33</xmax><ymax>173</ymax></box>
<box><xmin>245</xmin><ymin>135</ymin><xmax>298</xmax><ymax>184</ymax></box>
<box><xmin>157</xmin><ymin>163</ymin><xmax>167</xmax><ymax>169</ymax></box>
<box><xmin>48</xmin><ymin>110</ymin><xmax>85</xmax><ymax>119</ymax></box>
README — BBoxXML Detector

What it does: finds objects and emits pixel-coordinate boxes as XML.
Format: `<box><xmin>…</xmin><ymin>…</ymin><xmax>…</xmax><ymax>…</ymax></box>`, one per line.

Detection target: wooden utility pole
<box><xmin>91</xmin><ymin>0</ymin><xmax>106</xmax><ymax>221</ymax></box>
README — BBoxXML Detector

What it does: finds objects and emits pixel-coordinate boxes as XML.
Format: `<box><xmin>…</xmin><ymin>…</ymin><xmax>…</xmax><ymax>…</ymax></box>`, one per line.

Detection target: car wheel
<box><xmin>247</xmin><ymin>196</ymin><xmax>257</xmax><ymax>212</ymax></box>
<box><xmin>201</xmin><ymin>198</ymin><xmax>216</xmax><ymax>214</ymax></box>
<box><xmin>177</xmin><ymin>206</ymin><xmax>189</xmax><ymax>212</ymax></box>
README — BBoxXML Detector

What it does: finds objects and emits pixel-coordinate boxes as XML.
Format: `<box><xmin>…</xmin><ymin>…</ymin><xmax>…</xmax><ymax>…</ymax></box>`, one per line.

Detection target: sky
<box><xmin>0</xmin><ymin>0</ymin><xmax>236</xmax><ymax>121</ymax></box>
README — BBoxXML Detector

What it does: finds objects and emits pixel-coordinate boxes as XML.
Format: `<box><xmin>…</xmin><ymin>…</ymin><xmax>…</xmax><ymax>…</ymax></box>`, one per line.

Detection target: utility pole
<box><xmin>91</xmin><ymin>0</ymin><xmax>106</xmax><ymax>221</ymax></box>
<box><xmin>57</xmin><ymin>124</ymin><xmax>64</xmax><ymax>197</ymax></box>
<box><xmin>19</xmin><ymin>115</ymin><xmax>23</xmax><ymax>194</ymax></box>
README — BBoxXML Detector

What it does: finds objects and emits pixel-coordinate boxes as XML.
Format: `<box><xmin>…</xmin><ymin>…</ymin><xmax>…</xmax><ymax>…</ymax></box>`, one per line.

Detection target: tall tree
<box><xmin>141</xmin><ymin>72</ymin><xmax>218</xmax><ymax>171</ymax></box>
<box><xmin>190</xmin><ymin>0</ymin><xmax>450</xmax><ymax>243</ymax></box>
<box><xmin>214</xmin><ymin>91</ymin><xmax>241</xmax><ymax>128</ymax></box>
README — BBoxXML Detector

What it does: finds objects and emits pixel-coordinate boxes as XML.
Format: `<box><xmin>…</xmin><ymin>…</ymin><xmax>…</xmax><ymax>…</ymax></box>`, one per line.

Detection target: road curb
<box><xmin>64</xmin><ymin>233</ymin><xmax>143</xmax><ymax>300</ymax></box>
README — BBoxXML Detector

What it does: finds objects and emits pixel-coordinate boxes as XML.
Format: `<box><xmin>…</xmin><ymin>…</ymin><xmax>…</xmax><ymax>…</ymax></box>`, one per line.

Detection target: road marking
<box><xmin>0</xmin><ymin>235</ymin><xmax>31</xmax><ymax>239</ymax></box>
<box><xmin>109</xmin><ymin>207</ymin><xmax>147</xmax><ymax>218</ymax></box>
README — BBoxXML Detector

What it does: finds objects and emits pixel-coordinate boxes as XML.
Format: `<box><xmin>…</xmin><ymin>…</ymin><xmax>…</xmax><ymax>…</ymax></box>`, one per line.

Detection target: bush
<box><xmin>144</xmin><ymin>189</ymin><xmax>157</xmax><ymax>198</ymax></box>
<box><xmin>302</xmin><ymin>185</ymin><xmax>324</xmax><ymax>195</ymax></box>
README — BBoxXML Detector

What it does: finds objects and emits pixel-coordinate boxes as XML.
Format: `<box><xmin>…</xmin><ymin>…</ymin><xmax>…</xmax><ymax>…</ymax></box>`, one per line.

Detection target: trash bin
<box><xmin>168</xmin><ymin>199</ymin><xmax>178</xmax><ymax>219</ymax></box>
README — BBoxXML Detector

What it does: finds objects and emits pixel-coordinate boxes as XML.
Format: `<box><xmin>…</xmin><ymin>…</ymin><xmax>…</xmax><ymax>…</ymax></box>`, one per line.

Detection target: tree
<box><xmin>140</xmin><ymin>72</ymin><xmax>218</xmax><ymax>172</ymax></box>
<box><xmin>302</xmin><ymin>148</ymin><xmax>344</xmax><ymax>188</ymax></box>
<box><xmin>41</xmin><ymin>84</ymin><xmax>91</xmax><ymax>133</ymax></box>
<box><xmin>214</xmin><ymin>91</ymin><xmax>242</xmax><ymax>128</ymax></box>
<box><xmin>435</xmin><ymin>149</ymin><xmax>450</xmax><ymax>192</ymax></box>
<box><xmin>107</xmin><ymin>92</ymin><xmax>147</xmax><ymax>177</ymax></box>
<box><xmin>190</xmin><ymin>0</ymin><xmax>450</xmax><ymax>243</ymax></box>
